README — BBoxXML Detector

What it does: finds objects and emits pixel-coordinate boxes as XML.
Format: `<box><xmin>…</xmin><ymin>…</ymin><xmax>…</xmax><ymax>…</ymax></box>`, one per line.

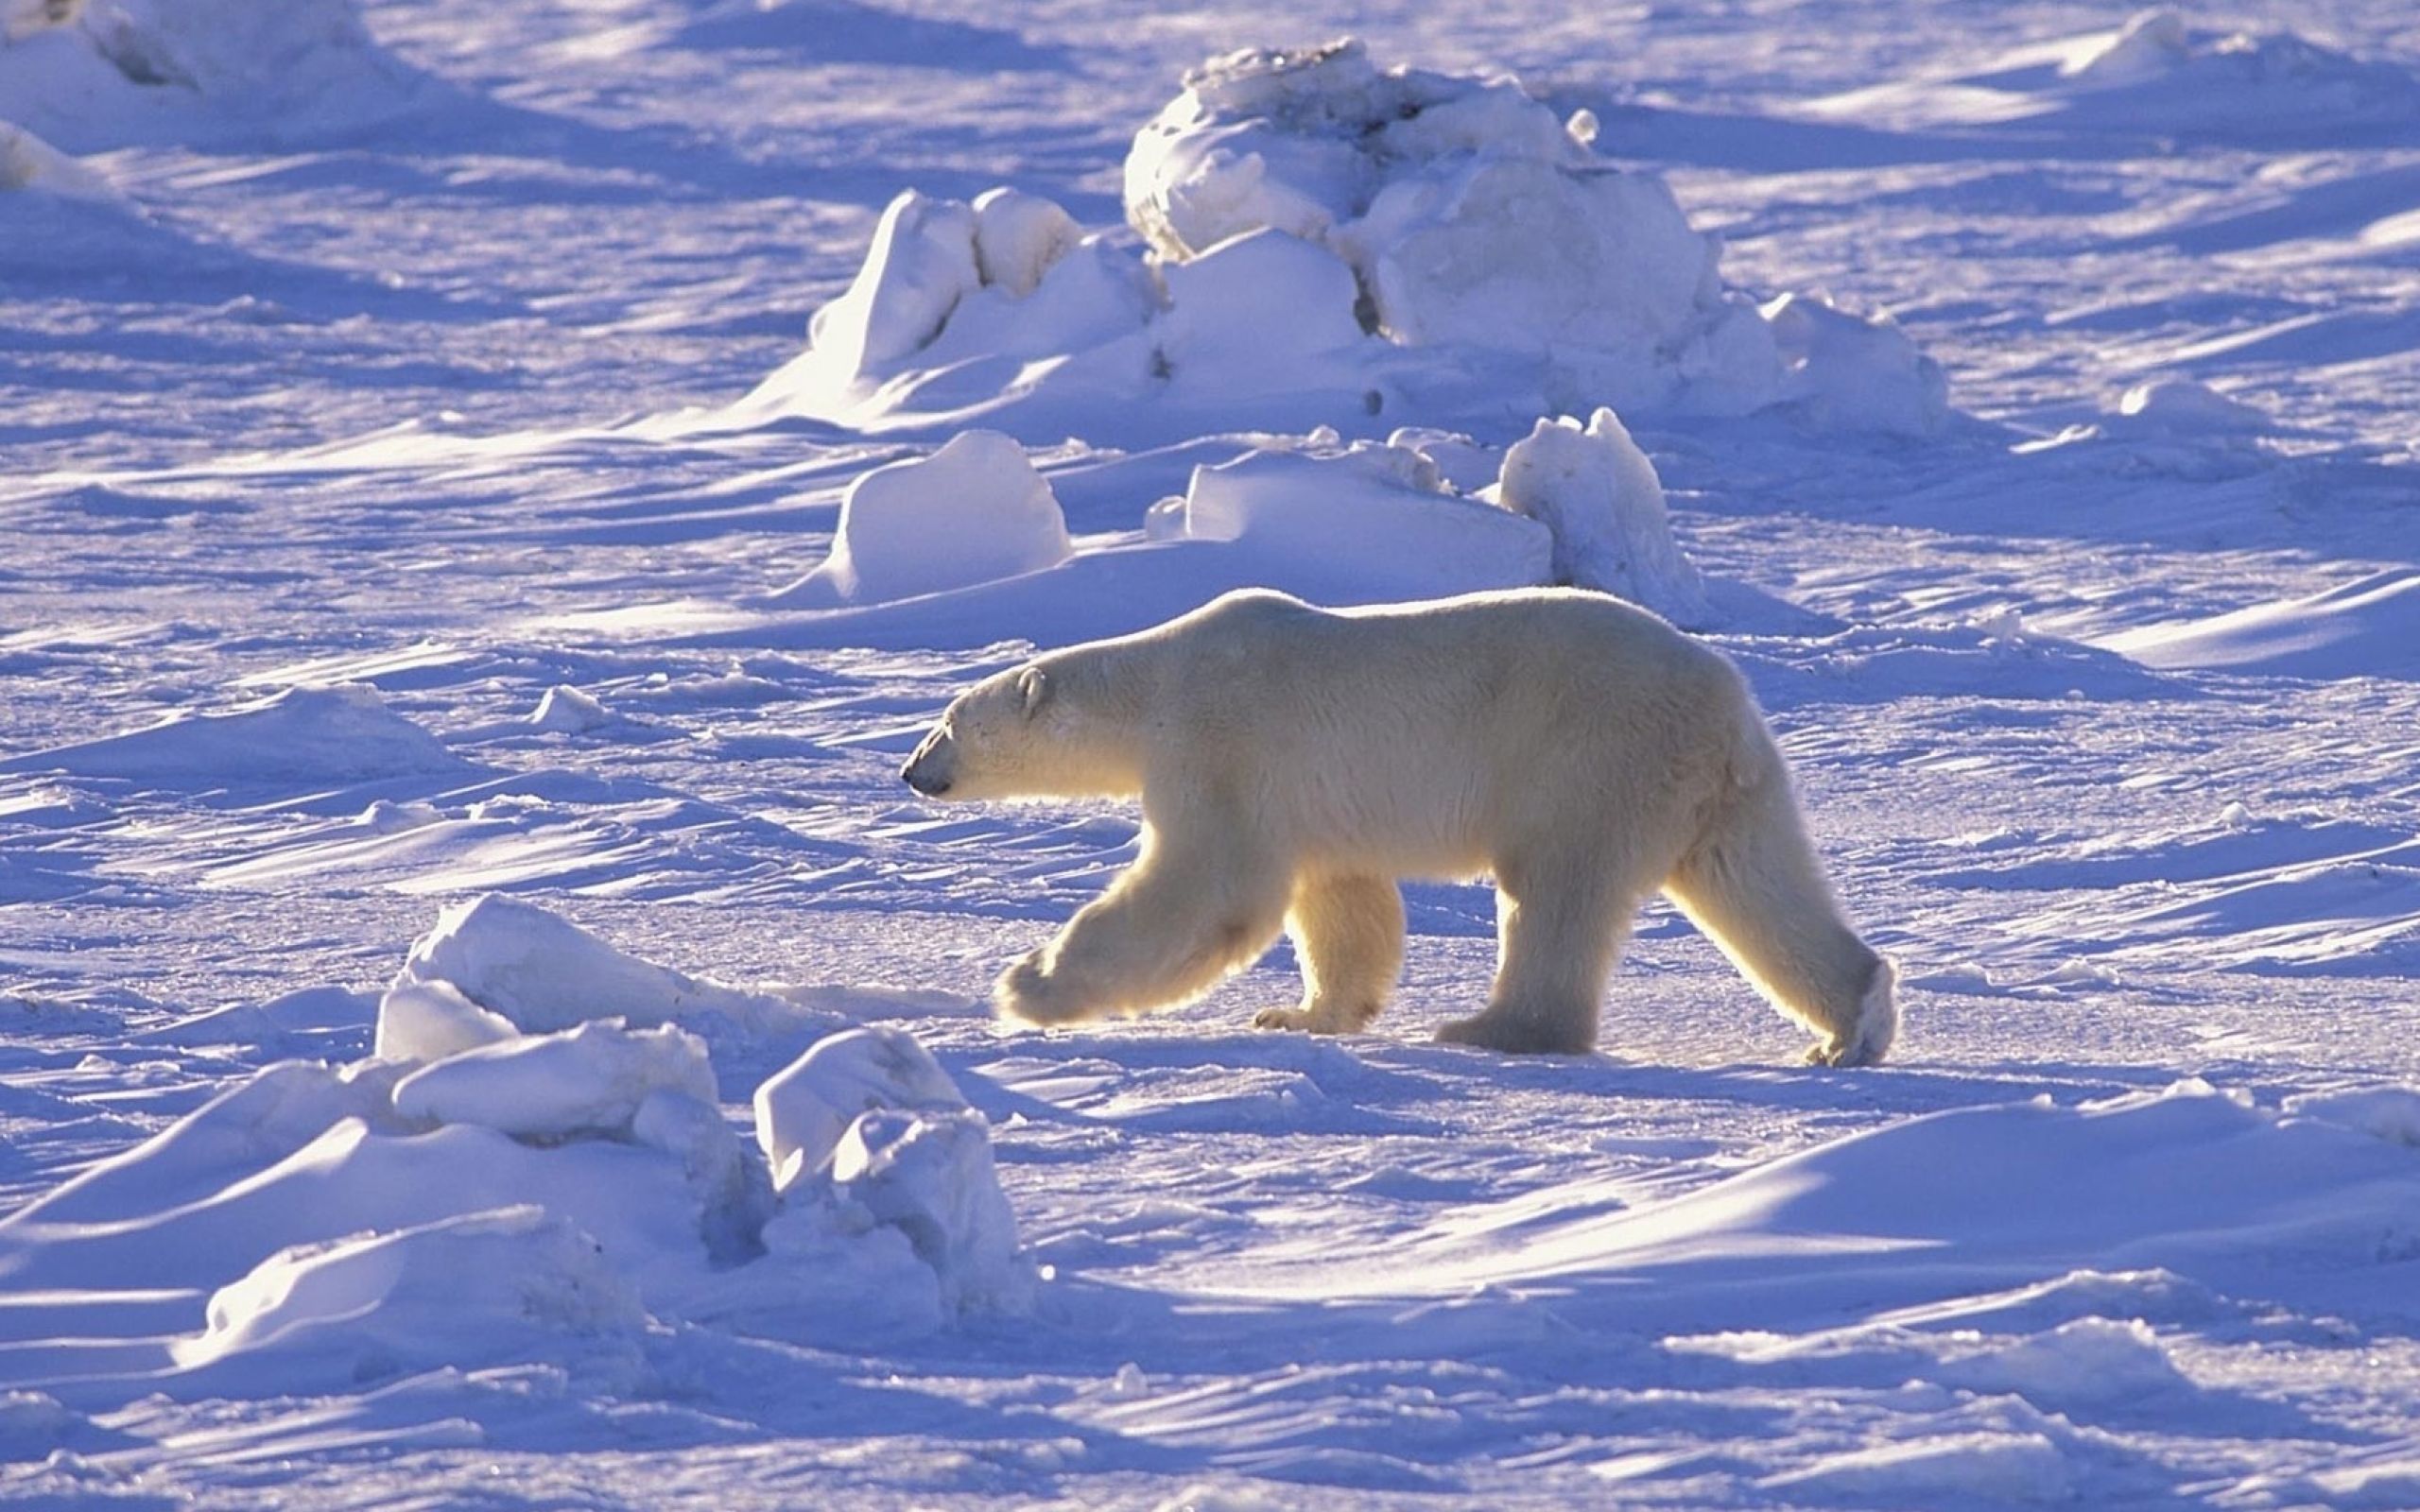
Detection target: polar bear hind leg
<box><xmin>1661</xmin><ymin>745</ymin><xmax>1898</xmax><ymax>1067</ymax></box>
<box><xmin>1254</xmin><ymin>873</ymin><xmax>1404</xmax><ymax>1035</ymax></box>
<box><xmin>995</xmin><ymin>820</ymin><xmax>1291</xmax><ymax>1026</ymax></box>
<box><xmin>1435</xmin><ymin>843</ymin><xmax>1643</xmax><ymax>1056</ymax></box>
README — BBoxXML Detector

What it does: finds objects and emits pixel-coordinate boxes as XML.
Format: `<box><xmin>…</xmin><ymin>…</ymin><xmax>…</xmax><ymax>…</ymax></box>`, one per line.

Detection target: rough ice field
<box><xmin>6</xmin><ymin>1</ymin><xmax>2420</xmax><ymax>1508</ymax></box>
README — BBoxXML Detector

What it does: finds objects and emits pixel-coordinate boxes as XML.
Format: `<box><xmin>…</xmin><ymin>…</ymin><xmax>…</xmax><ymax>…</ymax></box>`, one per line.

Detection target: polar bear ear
<box><xmin>1016</xmin><ymin>666</ymin><xmax>1052</xmax><ymax>717</ymax></box>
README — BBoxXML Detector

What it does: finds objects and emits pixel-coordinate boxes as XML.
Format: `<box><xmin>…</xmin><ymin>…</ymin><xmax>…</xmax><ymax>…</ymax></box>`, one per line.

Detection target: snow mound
<box><xmin>2098</xmin><ymin>571</ymin><xmax>2420</xmax><ymax>679</ymax></box>
<box><xmin>754</xmin><ymin>1025</ymin><xmax>970</xmax><ymax>1193</ymax></box>
<box><xmin>1761</xmin><ymin>291</ymin><xmax>1948</xmax><ymax>436</ymax></box>
<box><xmin>0</xmin><ymin>682</ymin><xmax>467</xmax><ymax>789</ymax></box>
<box><xmin>0</xmin><ymin>0</ymin><xmax>434</xmax><ymax>150</ymax></box>
<box><xmin>2106</xmin><ymin>377</ymin><xmax>2268</xmax><ymax>438</ymax></box>
<box><xmin>0</xmin><ymin>918</ymin><xmax>1033</xmax><ymax>1393</ymax></box>
<box><xmin>771</xmin><ymin>429</ymin><xmax>1072</xmax><ymax>608</ymax></box>
<box><xmin>381</xmin><ymin>893</ymin><xmax>801</xmax><ymax>1049</ymax></box>
<box><xmin>1164</xmin><ymin>430</ymin><xmax>1552</xmax><ymax>600</ymax></box>
<box><xmin>173</xmin><ymin>1207</ymin><xmax>650</xmax><ymax>1383</ymax></box>
<box><xmin>1495</xmin><ymin>407</ymin><xmax>1710</xmax><ymax>625</ymax></box>
<box><xmin>1805</xmin><ymin>10</ymin><xmax>2420</xmax><ymax>143</ymax></box>
<box><xmin>732</xmin><ymin>41</ymin><xmax>1946</xmax><ymax>444</ymax></box>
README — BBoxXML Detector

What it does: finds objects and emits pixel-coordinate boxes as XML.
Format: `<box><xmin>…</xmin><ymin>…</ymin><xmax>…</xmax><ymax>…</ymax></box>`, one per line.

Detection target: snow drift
<box><xmin>734</xmin><ymin>40</ymin><xmax>1946</xmax><ymax>444</ymax></box>
<box><xmin>2099</xmin><ymin>570</ymin><xmax>2420</xmax><ymax>679</ymax></box>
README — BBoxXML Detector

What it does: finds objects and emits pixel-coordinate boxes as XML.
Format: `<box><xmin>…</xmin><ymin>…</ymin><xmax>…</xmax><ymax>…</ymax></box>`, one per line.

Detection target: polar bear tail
<box><xmin>1663</xmin><ymin>714</ymin><xmax>1898</xmax><ymax>1068</ymax></box>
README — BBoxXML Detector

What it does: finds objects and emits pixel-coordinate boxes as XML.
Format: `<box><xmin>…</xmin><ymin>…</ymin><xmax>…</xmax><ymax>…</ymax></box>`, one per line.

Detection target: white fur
<box><xmin>903</xmin><ymin>588</ymin><xmax>1897</xmax><ymax>1062</ymax></box>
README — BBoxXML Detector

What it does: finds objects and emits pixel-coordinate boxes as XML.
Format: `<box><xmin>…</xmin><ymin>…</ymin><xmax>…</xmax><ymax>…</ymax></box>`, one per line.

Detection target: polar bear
<box><xmin>901</xmin><ymin>588</ymin><xmax>1897</xmax><ymax>1063</ymax></box>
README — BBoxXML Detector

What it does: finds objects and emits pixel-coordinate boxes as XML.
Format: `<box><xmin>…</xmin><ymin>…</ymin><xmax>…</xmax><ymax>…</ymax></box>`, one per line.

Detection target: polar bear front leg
<box><xmin>1436</xmin><ymin>863</ymin><xmax>1633</xmax><ymax>1056</ymax></box>
<box><xmin>996</xmin><ymin>825</ymin><xmax>1292</xmax><ymax>1027</ymax></box>
<box><xmin>1254</xmin><ymin>873</ymin><xmax>1404</xmax><ymax>1035</ymax></box>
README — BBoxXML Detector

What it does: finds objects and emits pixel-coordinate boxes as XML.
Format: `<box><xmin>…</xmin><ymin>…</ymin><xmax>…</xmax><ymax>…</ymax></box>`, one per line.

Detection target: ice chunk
<box><xmin>773</xmin><ymin>429</ymin><xmax>1072</xmax><ymax>607</ymax></box>
<box><xmin>1494</xmin><ymin>407</ymin><xmax>1710</xmax><ymax>626</ymax></box>
<box><xmin>390</xmin><ymin>1021</ymin><xmax>717</xmax><ymax>1140</ymax></box>
<box><xmin>1763</xmin><ymin>291</ymin><xmax>1948</xmax><ymax>436</ymax></box>
<box><xmin>1178</xmin><ymin>434</ymin><xmax>1551</xmax><ymax>599</ymax></box>
<box><xmin>173</xmin><ymin>1206</ymin><xmax>649</xmax><ymax>1383</ymax></box>
<box><xmin>396</xmin><ymin>893</ymin><xmax>792</xmax><ymax>1036</ymax></box>
<box><xmin>530</xmin><ymin>684</ymin><xmax>614</xmax><ymax>733</ymax></box>
<box><xmin>372</xmin><ymin>977</ymin><xmax>516</xmax><ymax>1065</ymax></box>
<box><xmin>753</xmin><ymin>1025</ymin><xmax>970</xmax><ymax>1193</ymax></box>
<box><xmin>807</xmin><ymin>189</ymin><xmax>982</xmax><ymax>379</ymax></box>
<box><xmin>972</xmin><ymin>186</ymin><xmax>1080</xmax><ymax>299</ymax></box>
<box><xmin>833</xmin><ymin>1108</ymin><xmax>1030</xmax><ymax>1313</ymax></box>
<box><xmin>1152</xmin><ymin>228</ymin><xmax>1367</xmax><ymax>376</ymax></box>
<box><xmin>1344</xmin><ymin>155</ymin><xmax>1717</xmax><ymax>360</ymax></box>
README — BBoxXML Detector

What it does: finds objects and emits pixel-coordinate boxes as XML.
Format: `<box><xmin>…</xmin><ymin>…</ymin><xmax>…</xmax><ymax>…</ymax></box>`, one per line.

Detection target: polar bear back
<box><xmin>1109</xmin><ymin>588</ymin><xmax>1754</xmax><ymax>881</ymax></box>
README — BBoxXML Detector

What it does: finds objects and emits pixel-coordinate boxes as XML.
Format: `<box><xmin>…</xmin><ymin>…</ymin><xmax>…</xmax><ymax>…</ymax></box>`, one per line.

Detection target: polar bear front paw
<box><xmin>994</xmin><ymin>954</ymin><xmax>1101</xmax><ymax>1026</ymax></box>
<box><xmin>1252</xmin><ymin>1005</ymin><xmax>1313</xmax><ymax>1033</ymax></box>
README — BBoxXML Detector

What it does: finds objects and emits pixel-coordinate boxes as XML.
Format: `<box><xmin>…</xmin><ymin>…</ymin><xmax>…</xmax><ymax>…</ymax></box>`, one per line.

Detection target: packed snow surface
<box><xmin>8</xmin><ymin>0</ymin><xmax>2420</xmax><ymax>1507</ymax></box>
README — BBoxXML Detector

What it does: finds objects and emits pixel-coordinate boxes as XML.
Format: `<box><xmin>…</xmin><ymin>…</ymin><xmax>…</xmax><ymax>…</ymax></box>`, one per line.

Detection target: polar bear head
<box><xmin>902</xmin><ymin>660</ymin><xmax>1141</xmax><ymax>801</ymax></box>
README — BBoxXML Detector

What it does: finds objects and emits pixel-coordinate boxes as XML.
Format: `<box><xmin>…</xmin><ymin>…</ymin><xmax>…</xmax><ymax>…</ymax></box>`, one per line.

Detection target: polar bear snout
<box><xmin>902</xmin><ymin>727</ymin><xmax>956</xmax><ymax>797</ymax></box>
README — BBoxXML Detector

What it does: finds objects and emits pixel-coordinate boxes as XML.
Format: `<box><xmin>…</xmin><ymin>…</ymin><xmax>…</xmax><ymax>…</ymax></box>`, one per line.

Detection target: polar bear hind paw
<box><xmin>994</xmin><ymin>955</ymin><xmax>1105</xmax><ymax>1026</ymax></box>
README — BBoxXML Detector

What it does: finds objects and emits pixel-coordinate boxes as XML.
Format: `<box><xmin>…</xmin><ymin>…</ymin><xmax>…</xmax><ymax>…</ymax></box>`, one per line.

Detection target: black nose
<box><xmin>902</xmin><ymin>763</ymin><xmax>950</xmax><ymax>797</ymax></box>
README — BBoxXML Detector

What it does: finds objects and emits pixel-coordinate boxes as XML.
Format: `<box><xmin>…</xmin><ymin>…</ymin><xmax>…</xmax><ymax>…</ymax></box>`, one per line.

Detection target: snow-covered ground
<box><xmin>6</xmin><ymin>1</ymin><xmax>2420</xmax><ymax>1506</ymax></box>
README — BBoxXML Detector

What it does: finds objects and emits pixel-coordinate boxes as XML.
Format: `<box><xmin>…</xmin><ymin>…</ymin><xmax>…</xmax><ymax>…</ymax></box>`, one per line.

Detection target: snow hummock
<box><xmin>379</xmin><ymin>893</ymin><xmax>801</xmax><ymax>1049</ymax></box>
<box><xmin>0</xmin><ymin>0</ymin><xmax>434</xmax><ymax>150</ymax></box>
<box><xmin>0</xmin><ymin>683</ymin><xmax>466</xmax><ymax>789</ymax></box>
<box><xmin>732</xmin><ymin>40</ymin><xmax>1947</xmax><ymax>444</ymax></box>
<box><xmin>1494</xmin><ymin>407</ymin><xmax>1710</xmax><ymax>625</ymax></box>
<box><xmin>771</xmin><ymin>428</ymin><xmax>1073</xmax><ymax>608</ymax></box>
<box><xmin>0</xmin><ymin>902</ymin><xmax>1030</xmax><ymax>1390</ymax></box>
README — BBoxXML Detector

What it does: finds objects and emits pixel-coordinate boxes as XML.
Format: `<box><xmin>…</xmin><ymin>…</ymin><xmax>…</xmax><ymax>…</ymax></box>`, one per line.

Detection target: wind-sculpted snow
<box><xmin>0</xmin><ymin>898</ymin><xmax>1028</xmax><ymax>1402</ymax></box>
